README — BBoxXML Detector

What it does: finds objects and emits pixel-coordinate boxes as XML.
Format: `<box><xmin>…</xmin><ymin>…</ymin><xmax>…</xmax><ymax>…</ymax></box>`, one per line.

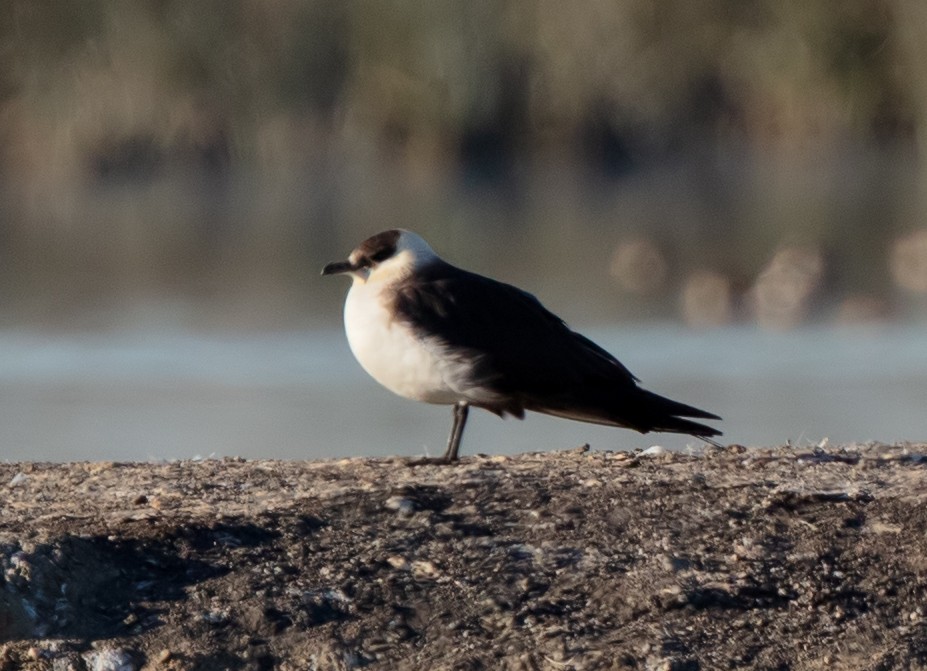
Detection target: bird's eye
<box><xmin>369</xmin><ymin>248</ymin><xmax>393</xmax><ymax>263</ymax></box>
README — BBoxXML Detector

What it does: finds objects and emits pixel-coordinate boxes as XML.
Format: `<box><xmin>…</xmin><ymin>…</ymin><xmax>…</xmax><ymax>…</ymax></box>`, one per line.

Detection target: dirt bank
<box><xmin>1</xmin><ymin>444</ymin><xmax>926</xmax><ymax>670</ymax></box>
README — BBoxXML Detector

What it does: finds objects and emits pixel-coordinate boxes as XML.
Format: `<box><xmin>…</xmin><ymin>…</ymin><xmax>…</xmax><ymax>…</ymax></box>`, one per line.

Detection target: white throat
<box><xmin>338</xmin><ymin>231</ymin><xmax>500</xmax><ymax>408</ymax></box>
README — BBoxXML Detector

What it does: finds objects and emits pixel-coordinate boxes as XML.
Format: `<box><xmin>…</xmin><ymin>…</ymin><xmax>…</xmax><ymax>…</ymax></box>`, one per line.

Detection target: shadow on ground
<box><xmin>0</xmin><ymin>521</ymin><xmax>278</xmax><ymax>642</ymax></box>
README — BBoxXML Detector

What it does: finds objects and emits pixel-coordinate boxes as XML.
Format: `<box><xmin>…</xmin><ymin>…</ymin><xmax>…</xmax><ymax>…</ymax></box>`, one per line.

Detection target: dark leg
<box><xmin>699</xmin><ymin>435</ymin><xmax>724</xmax><ymax>449</ymax></box>
<box><xmin>442</xmin><ymin>402</ymin><xmax>470</xmax><ymax>462</ymax></box>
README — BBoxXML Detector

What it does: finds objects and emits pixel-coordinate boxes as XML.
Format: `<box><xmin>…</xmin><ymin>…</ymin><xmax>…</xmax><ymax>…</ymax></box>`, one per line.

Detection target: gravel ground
<box><xmin>1</xmin><ymin>443</ymin><xmax>926</xmax><ymax>670</ymax></box>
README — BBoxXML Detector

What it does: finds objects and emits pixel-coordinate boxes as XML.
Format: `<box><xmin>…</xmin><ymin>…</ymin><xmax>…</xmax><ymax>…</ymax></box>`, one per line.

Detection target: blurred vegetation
<box><xmin>2</xmin><ymin>0</ymin><xmax>927</xmax><ymax>328</ymax></box>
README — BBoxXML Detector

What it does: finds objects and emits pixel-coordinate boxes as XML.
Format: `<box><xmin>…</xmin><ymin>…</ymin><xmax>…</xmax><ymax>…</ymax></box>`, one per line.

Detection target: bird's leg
<box><xmin>700</xmin><ymin>435</ymin><xmax>724</xmax><ymax>449</ymax></box>
<box><xmin>442</xmin><ymin>401</ymin><xmax>470</xmax><ymax>462</ymax></box>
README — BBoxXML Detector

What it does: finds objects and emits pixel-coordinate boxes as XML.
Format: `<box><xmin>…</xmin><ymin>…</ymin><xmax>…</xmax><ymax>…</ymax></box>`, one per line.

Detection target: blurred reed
<box><xmin>1</xmin><ymin>1</ymin><xmax>926</xmax><ymax>330</ymax></box>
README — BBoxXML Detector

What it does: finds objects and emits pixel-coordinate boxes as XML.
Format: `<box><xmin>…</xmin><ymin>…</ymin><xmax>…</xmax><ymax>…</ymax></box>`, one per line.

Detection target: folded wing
<box><xmin>392</xmin><ymin>262</ymin><xmax>721</xmax><ymax>438</ymax></box>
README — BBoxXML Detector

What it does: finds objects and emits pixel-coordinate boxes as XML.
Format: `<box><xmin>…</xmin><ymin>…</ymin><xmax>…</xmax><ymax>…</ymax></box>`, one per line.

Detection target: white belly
<box><xmin>343</xmin><ymin>281</ymin><xmax>468</xmax><ymax>405</ymax></box>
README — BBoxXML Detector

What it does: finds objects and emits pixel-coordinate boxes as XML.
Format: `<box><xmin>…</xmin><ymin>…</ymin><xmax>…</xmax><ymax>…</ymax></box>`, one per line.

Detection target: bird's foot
<box><xmin>405</xmin><ymin>455</ymin><xmax>461</xmax><ymax>467</ymax></box>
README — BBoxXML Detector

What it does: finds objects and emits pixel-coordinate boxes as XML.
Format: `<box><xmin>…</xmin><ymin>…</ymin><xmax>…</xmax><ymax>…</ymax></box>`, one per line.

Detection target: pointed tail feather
<box><xmin>525</xmin><ymin>386</ymin><xmax>722</xmax><ymax>441</ymax></box>
<box><xmin>635</xmin><ymin>389</ymin><xmax>722</xmax><ymax>438</ymax></box>
<box><xmin>639</xmin><ymin>390</ymin><xmax>720</xmax><ymax>421</ymax></box>
<box><xmin>648</xmin><ymin>414</ymin><xmax>722</xmax><ymax>438</ymax></box>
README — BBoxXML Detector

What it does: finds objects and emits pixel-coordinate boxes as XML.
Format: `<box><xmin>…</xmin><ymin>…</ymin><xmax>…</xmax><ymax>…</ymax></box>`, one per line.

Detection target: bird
<box><xmin>322</xmin><ymin>229</ymin><xmax>721</xmax><ymax>462</ymax></box>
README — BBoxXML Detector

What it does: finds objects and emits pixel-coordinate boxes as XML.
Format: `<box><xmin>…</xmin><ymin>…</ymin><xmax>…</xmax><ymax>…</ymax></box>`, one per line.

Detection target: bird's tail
<box><xmin>527</xmin><ymin>386</ymin><xmax>722</xmax><ymax>444</ymax></box>
<box><xmin>633</xmin><ymin>388</ymin><xmax>722</xmax><ymax>440</ymax></box>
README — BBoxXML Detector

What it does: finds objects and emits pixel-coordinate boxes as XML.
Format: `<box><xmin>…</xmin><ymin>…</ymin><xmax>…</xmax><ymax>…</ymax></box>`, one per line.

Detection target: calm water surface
<box><xmin>1</xmin><ymin>325</ymin><xmax>924</xmax><ymax>462</ymax></box>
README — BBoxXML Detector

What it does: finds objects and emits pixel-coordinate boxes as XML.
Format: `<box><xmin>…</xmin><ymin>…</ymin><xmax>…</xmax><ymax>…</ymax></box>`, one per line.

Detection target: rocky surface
<box><xmin>1</xmin><ymin>444</ymin><xmax>926</xmax><ymax>670</ymax></box>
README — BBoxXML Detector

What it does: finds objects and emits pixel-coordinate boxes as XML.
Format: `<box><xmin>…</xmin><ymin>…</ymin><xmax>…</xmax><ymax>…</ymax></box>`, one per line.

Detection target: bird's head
<box><xmin>322</xmin><ymin>229</ymin><xmax>438</xmax><ymax>285</ymax></box>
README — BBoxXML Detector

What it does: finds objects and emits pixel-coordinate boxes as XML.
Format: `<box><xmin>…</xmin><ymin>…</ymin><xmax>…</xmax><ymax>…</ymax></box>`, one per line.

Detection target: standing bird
<box><xmin>323</xmin><ymin>230</ymin><xmax>721</xmax><ymax>462</ymax></box>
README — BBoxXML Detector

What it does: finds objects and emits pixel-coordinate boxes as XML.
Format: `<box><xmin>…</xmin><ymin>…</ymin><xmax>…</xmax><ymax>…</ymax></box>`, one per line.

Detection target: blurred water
<box><xmin>0</xmin><ymin>324</ymin><xmax>924</xmax><ymax>462</ymax></box>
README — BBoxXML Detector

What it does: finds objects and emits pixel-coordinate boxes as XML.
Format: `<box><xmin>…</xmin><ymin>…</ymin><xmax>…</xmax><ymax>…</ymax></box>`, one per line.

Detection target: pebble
<box><xmin>384</xmin><ymin>496</ymin><xmax>415</xmax><ymax>515</ymax></box>
<box><xmin>202</xmin><ymin>609</ymin><xmax>231</xmax><ymax>625</ymax></box>
<box><xmin>411</xmin><ymin>560</ymin><xmax>440</xmax><ymax>579</ymax></box>
<box><xmin>83</xmin><ymin>649</ymin><xmax>135</xmax><ymax>671</ymax></box>
<box><xmin>387</xmin><ymin>555</ymin><xmax>410</xmax><ymax>570</ymax></box>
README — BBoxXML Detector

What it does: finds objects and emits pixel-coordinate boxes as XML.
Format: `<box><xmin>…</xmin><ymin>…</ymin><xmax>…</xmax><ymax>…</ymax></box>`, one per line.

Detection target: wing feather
<box><xmin>392</xmin><ymin>261</ymin><xmax>721</xmax><ymax>437</ymax></box>
<box><xmin>392</xmin><ymin>262</ymin><xmax>638</xmax><ymax>406</ymax></box>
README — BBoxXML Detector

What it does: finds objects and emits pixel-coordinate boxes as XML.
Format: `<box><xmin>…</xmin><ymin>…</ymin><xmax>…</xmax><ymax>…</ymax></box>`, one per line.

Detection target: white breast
<box><xmin>343</xmin><ymin>280</ymin><xmax>468</xmax><ymax>405</ymax></box>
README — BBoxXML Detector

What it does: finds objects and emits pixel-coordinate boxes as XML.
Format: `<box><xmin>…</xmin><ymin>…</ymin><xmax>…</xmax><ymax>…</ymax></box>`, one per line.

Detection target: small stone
<box><xmin>156</xmin><ymin>649</ymin><xmax>172</xmax><ymax>664</ymax></box>
<box><xmin>202</xmin><ymin>610</ymin><xmax>230</xmax><ymax>625</ymax></box>
<box><xmin>384</xmin><ymin>496</ymin><xmax>415</xmax><ymax>515</ymax></box>
<box><xmin>83</xmin><ymin>649</ymin><xmax>135</xmax><ymax>671</ymax></box>
<box><xmin>412</xmin><ymin>560</ymin><xmax>440</xmax><ymax>579</ymax></box>
<box><xmin>387</xmin><ymin>556</ymin><xmax>410</xmax><ymax>571</ymax></box>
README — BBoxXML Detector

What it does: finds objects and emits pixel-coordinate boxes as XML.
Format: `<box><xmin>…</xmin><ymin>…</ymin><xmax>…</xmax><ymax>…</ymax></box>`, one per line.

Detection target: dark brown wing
<box><xmin>393</xmin><ymin>262</ymin><xmax>635</xmax><ymax>391</ymax></box>
<box><xmin>392</xmin><ymin>262</ymin><xmax>720</xmax><ymax>437</ymax></box>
